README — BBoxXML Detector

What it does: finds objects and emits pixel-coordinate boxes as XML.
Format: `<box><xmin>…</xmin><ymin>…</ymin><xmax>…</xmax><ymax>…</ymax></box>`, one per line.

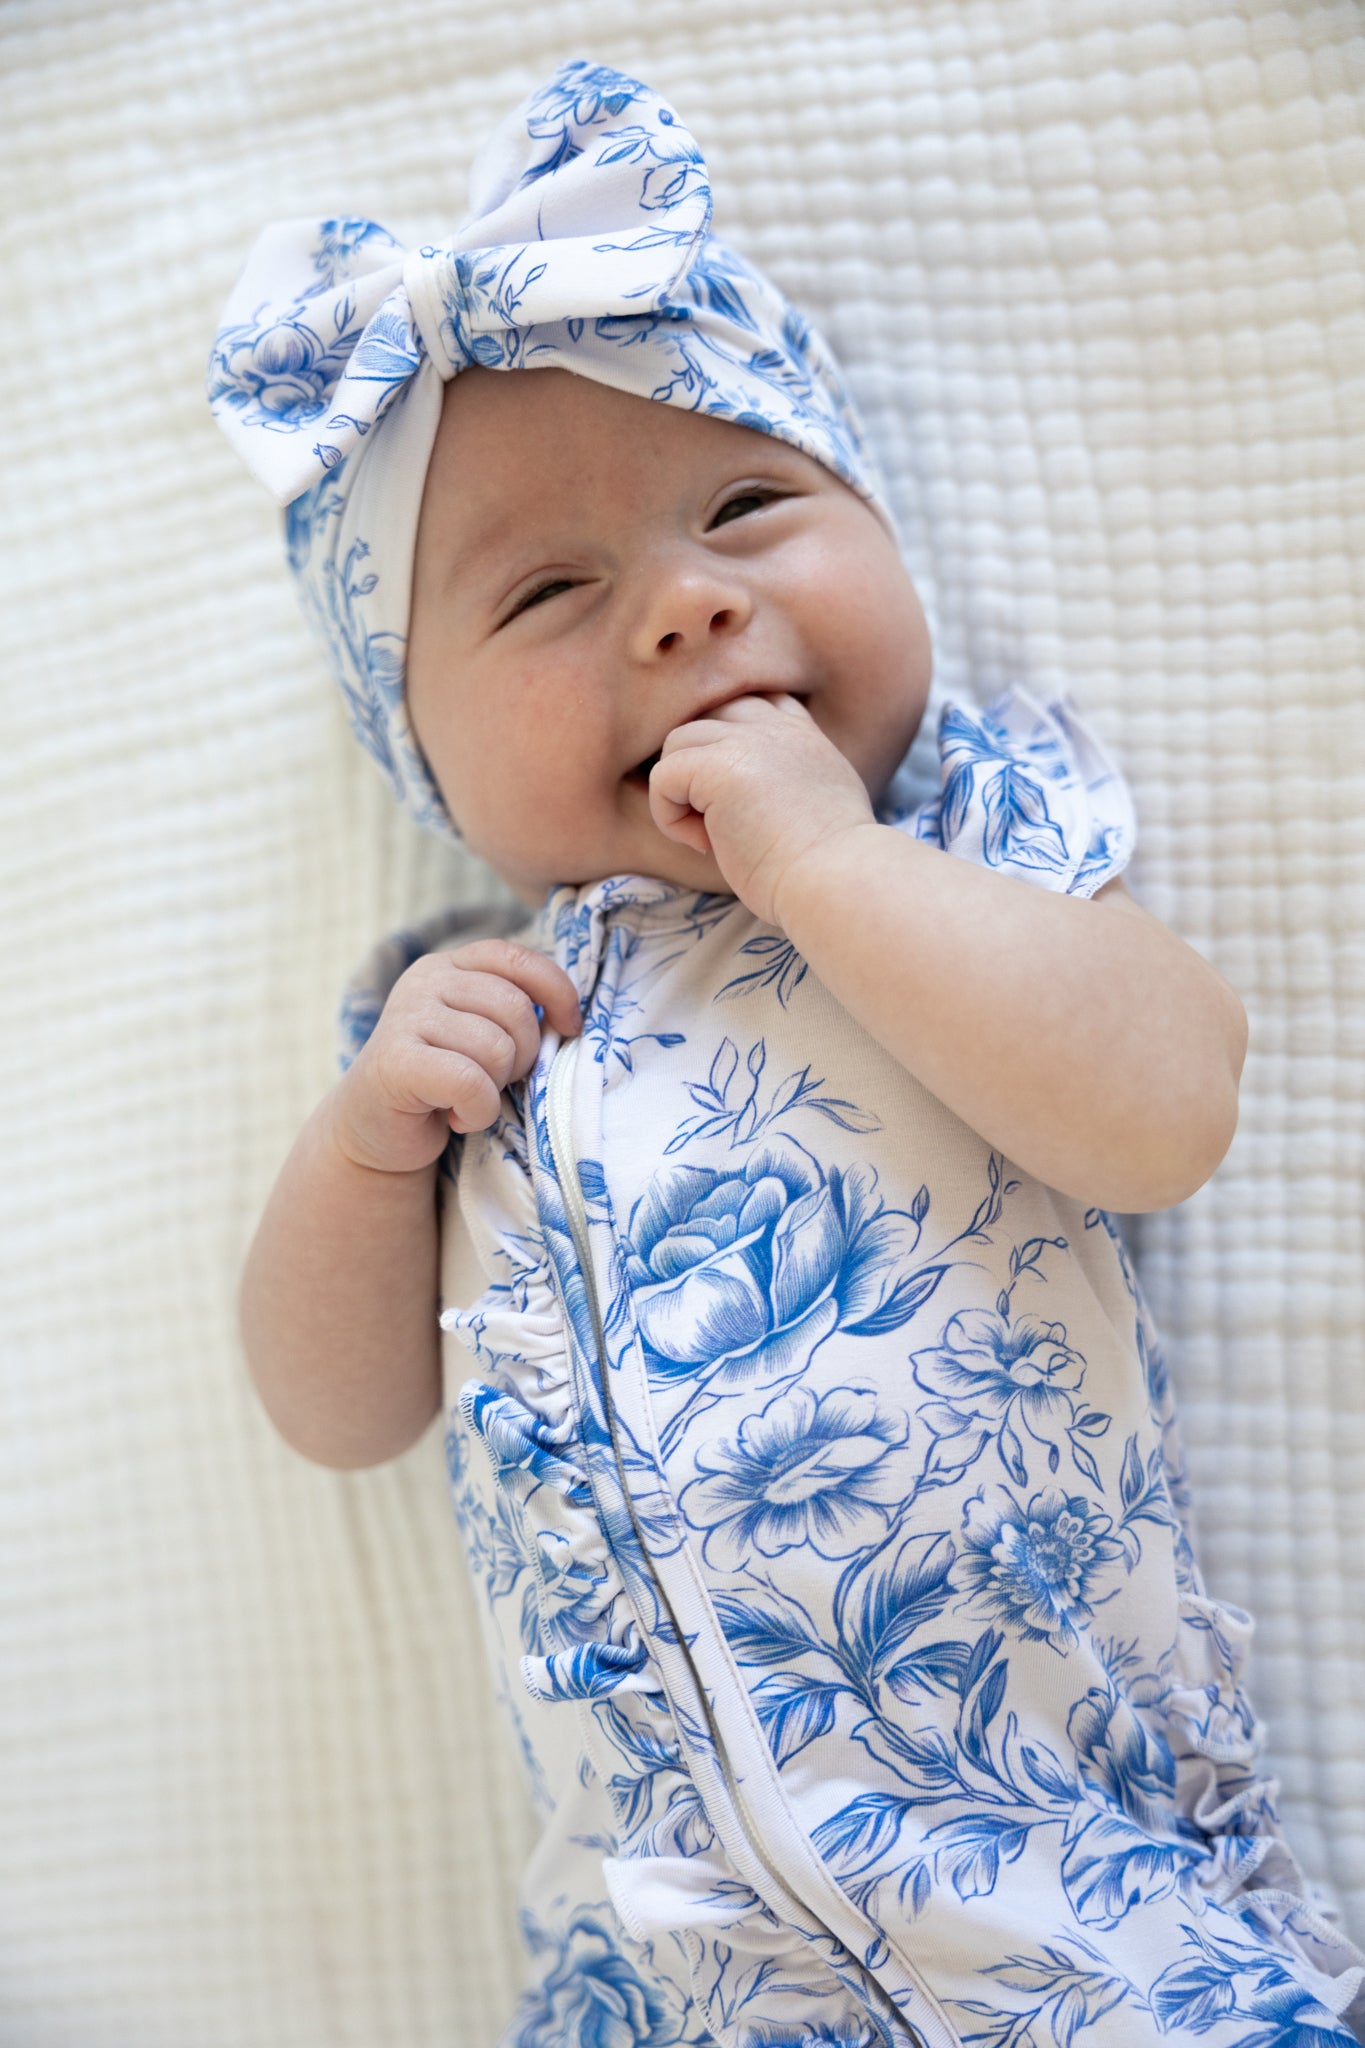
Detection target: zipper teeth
<box><xmin>543</xmin><ymin>1034</ymin><xmax>804</xmax><ymax>1911</ymax></box>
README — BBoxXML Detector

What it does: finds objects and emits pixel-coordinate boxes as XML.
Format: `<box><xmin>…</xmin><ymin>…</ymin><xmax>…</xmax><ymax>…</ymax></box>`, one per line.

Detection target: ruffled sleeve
<box><xmin>900</xmin><ymin>684</ymin><xmax>1136</xmax><ymax>899</ymax></box>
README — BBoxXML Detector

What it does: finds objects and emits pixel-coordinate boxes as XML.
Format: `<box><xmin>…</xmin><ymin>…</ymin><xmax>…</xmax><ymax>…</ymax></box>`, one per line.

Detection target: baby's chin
<box><xmin>495</xmin><ymin>807</ymin><xmax>737</xmax><ymax>907</ymax></box>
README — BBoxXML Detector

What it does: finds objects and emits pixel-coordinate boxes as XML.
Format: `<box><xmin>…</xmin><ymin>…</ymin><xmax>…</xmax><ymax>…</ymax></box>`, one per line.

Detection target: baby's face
<box><xmin>407</xmin><ymin>366</ymin><xmax>932</xmax><ymax>908</ymax></box>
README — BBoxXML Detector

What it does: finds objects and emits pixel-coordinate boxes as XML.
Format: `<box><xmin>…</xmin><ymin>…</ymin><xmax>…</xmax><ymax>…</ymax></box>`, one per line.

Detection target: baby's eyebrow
<box><xmin>439</xmin><ymin>519</ymin><xmax>521</xmax><ymax>598</ymax></box>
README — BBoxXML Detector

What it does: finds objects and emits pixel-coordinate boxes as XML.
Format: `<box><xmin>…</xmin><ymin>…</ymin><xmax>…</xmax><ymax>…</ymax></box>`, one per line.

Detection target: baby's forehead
<box><xmin>421</xmin><ymin>369</ymin><xmax>816</xmax><ymax>567</ymax></box>
<box><xmin>435</xmin><ymin>363</ymin><xmax>774</xmax><ymax>462</ymax></box>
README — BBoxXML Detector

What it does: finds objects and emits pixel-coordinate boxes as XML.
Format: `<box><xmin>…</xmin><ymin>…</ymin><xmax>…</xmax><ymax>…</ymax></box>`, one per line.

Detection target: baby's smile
<box><xmin>405</xmin><ymin>366</ymin><xmax>932</xmax><ymax>909</ymax></box>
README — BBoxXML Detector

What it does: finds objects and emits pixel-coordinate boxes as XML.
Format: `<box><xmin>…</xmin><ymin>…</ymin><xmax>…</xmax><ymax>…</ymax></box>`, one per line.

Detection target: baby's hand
<box><xmin>647</xmin><ymin>692</ymin><xmax>875</xmax><ymax>928</ymax></box>
<box><xmin>329</xmin><ymin>939</ymin><xmax>582</xmax><ymax>1175</ymax></box>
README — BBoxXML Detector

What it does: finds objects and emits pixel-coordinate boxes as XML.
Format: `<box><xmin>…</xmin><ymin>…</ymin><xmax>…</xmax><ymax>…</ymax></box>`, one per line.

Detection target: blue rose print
<box><xmin>677</xmin><ymin>1384</ymin><xmax>911</xmax><ymax>1570</ymax></box>
<box><xmin>620</xmin><ymin>1145</ymin><xmax>944</xmax><ymax>1408</ymax></box>
<box><xmin>212</xmin><ymin>319</ymin><xmax>323</xmax><ymax>429</ymax></box>
<box><xmin>1059</xmin><ymin>1682</ymin><xmax>1212</xmax><ymax>1929</ymax></box>
<box><xmin>1150</xmin><ymin>1920</ymin><xmax>1361</xmax><ymax>2044</ymax></box>
<box><xmin>953</xmin><ymin>1486</ymin><xmax>1126</xmax><ymax>1650</ymax></box>
<box><xmin>510</xmin><ymin>1909</ymin><xmax>676</xmax><ymax>2048</ymax></box>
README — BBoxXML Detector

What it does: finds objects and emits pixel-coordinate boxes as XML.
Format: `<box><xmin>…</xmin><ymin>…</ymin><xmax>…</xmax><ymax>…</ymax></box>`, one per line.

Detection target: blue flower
<box><xmin>622</xmin><ymin>1145</ymin><xmax>935</xmax><ymax>1397</ymax></box>
<box><xmin>1067</xmin><ymin>1684</ymin><xmax>1176</xmax><ymax>1831</ymax></box>
<box><xmin>210</xmin><ymin>315</ymin><xmax>334</xmax><ymax>429</ymax></box>
<box><xmin>953</xmin><ymin>1486</ymin><xmax>1124</xmax><ymax>1649</ymax></box>
<box><xmin>512</xmin><ymin>1909</ymin><xmax>675</xmax><ymax>2048</ymax></box>
<box><xmin>1054</xmin><ymin>1683</ymin><xmax>1212</xmax><ymax>1927</ymax></box>
<box><xmin>524</xmin><ymin>60</ymin><xmax>651</xmax><ymax>139</ymax></box>
<box><xmin>534</xmin><ymin>1526</ymin><xmax>613</xmax><ymax>1645</ymax></box>
<box><xmin>912</xmin><ymin>1307</ymin><xmax>1085</xmax><ymax>1482</ymax></box>
<box><xmin>1149</xmin><ymin>1923</ymin><xmax>1360</xmax><ymax>2044</ymax></box>
<box><xmin>314</xmin><ymin>215</ymin><xmax>404</xmax><ymax>284</ymax></box>
<box><xmin>678</xmin><ymin>1384</ymin><xmax>911</xmax><ymax>1569</ymax></box>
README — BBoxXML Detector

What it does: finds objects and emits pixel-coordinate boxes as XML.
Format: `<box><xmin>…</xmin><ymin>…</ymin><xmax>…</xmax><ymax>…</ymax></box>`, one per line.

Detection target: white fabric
<box><xmin>1</xmin><ymin>3</ymin><xmax>1362</xmax><ymax>2044</ymax></box>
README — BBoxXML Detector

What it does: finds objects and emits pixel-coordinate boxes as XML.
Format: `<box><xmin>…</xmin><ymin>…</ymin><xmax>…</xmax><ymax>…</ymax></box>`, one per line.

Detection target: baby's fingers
<box><xmin>399</xmin><ymin>1040</ymin><xmax>505</xmax><ymax>1136</ymax></box>
<box><xmin>442</xmin><ymin>940</ymin><xmax>583</xmax><ymax>1045</ymax></box>
<box><xmin>648</xmin><ymin>755</ymin><xmax>713</xmax><ymax>857</ymax></box>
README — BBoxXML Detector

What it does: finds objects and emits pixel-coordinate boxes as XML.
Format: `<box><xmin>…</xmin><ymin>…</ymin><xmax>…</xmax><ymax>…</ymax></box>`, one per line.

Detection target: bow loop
<box><xmin>389</xmin><ymin>75</ymin><xmax>713</xmax><ymax>374</ymax></box>
<box><xmin>208</xmin><ymin>220</ymin><xmax>416</xmax><ymax>505</ymax></box>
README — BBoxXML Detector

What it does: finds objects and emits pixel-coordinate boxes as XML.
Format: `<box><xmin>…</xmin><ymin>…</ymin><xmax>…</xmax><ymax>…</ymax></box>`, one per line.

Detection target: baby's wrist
<box><xmin>773</xmin><ymin>818</ymin><xmax>886</xmax><ymax>946</ymax></box>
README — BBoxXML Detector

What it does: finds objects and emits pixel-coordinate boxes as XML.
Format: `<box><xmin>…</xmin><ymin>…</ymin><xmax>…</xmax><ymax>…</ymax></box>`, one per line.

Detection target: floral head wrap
<box><xmin>206</xmin><ymin>58</ymin><xmax>896</xmax><ymax>843</ymax></box>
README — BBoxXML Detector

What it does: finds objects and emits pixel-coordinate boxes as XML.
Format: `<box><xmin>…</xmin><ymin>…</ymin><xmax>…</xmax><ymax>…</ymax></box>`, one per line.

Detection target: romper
<box><xmin>341</xmin><ymin>685</ymin><xmax>1365</xmax><ymax>2048</ymax></box>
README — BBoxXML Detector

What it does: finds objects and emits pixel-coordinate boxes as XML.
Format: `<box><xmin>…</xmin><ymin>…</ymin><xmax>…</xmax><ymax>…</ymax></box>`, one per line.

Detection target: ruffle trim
<box><xmin>905</xmin><ymin>683</ymin><xmax>1136</xmax><ymax>900</ymax></box>
<box><xmin>441</xmin><ymin>1134</ymin><xmax>904</xmax><ymax>2046</ymax></box>
<box><xmin>1168</xmin><ymin>1590</ymin><xmax>1365</xmax><ymax>2029</ymax></box>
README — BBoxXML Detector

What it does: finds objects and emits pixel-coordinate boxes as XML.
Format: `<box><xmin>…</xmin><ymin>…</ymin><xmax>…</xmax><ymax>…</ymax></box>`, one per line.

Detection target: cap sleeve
<box><xmin>903</xmin><ymin>684</ymin><xmax>1135</xmax><ymax>898</ymax></box>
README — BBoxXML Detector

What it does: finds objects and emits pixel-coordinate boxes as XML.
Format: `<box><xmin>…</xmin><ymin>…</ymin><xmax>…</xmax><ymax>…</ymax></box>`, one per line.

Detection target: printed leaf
<box><xmin>810</xmin><ymin>1792</ymin><xmax>914</xmax><ymax>1871</ymax></box>
<box><xmin>1120</xmin><ymin>1434</ymin><xmax>1144</xmax><ymax>1509</ymax></box>
<box><xmin>930</xmin><ymin>1813</ymin><xmax>1030</xmax><ymax>1900</ymax></box>
<box><xmin>751</xmin><ymin>1674</ymin><xmax>840</xmax><ymax>1767</ymax></box>
<box><xmin>711</xmin><ymin>1594</ymin><xmax>825</xmax><ymax>1668</ymax></box>
<box><xmin>883</xmin><ymin>1640</ymin><xmax>972</xmax><ymax>1702</ymax></box>
<box><xmin>843</xmin><ymin>1262</ymin><xmax>949</xmax><ymax>1337</ymax></box>
<box><xmin>1071</xmin><ymin>1442</ymin><xmax>1103</xmax><ymax>1490</ymax></box>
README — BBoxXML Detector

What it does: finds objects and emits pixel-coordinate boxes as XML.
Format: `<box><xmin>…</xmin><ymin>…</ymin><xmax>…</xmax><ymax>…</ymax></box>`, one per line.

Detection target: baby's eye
<box><xmin>506</xmin><ymin>578</ymin><xmax>575</xmax><ymax>622</ymax></box>
<box><xmin>709</xmin><ymin>490</ymin><xmax>777</xmax><ymax>528</ymax></box>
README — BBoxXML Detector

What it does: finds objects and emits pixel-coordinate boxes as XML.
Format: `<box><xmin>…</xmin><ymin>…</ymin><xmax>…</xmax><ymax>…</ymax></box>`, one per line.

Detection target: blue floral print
<box><xmin>620</xmin><ymin>1143</ymin><xmax>945</xmax><ymax>1426</ymax></box>
<box><xmin>421</xmin><ymin>685</ymin><xmax>1365</xmax><ymax>2047</ymax></box>
<box><xmin>952</xmin><ymin>1484</ymin><xmax>1127</xmax><ymax>1650</ymax></box>
<box><xmin>507</xmin><ymin>1908</ymin><xmax>679</xmax><ymax>2048</ymax></box>
<box><xmin>678</xmin><ymin>1385</ymin><xmax>912</xmax><ymax>1570</ymax></box>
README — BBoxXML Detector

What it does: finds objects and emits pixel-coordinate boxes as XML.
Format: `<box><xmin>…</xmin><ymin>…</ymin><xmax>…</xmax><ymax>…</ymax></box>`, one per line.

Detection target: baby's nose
<box><xmin>636</xmin><ymin>565</ymin><xmax>752</xmax><ymax>659</ymax></box>
<box><xmin>656</xmin><ymin>602</ymin><xmax>740</xmax><ymax>653</ymax></box>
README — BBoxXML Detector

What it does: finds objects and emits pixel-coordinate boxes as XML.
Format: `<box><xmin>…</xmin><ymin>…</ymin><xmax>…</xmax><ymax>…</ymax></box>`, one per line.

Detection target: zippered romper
<box><xmin>344</xmin><ymin>684</ymin><xmax>1365</xmax><ymax>2048</ymax></box>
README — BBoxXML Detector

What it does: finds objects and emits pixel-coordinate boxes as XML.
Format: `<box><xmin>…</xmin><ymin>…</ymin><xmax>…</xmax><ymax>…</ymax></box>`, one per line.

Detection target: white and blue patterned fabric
<box><xmin>204</xmin><ymin>58</ymin><xmax>895</xmax><ymax>846</ymax></box>
<box><xmin>336</xmin><ymin>687</ymin><xmax>1365</xmax><ymax>2047</ymax></box>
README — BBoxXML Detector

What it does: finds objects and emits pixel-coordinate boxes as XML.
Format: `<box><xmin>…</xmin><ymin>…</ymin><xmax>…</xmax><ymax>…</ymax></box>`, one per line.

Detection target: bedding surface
<box><xmin>1</xmin><ymin>2</ymin><xmax>1361</xmax><ymax>2042</ymax></box>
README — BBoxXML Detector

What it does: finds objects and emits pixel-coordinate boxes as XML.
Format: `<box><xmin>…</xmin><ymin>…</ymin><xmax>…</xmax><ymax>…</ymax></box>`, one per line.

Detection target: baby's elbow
<box><xmin>252</xmin><ymin>1385</ymin><xmax>441</xmax><ymax>1472</ymax></box>
<box><xmin>1127</xmin><ymin>1059</ymin><xmax>1243</xmax><ymax>1214</ymax></box>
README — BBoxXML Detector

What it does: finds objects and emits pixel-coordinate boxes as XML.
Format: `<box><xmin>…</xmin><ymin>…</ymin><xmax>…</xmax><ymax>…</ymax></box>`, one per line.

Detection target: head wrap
<box><xmin>206</xmin><ymin>58</ymin><xmax>896</xmax><ymax>844</ymax></box>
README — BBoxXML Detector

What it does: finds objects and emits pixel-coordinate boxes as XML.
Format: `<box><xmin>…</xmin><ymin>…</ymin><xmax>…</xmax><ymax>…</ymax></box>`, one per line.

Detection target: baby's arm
<box><xmin>651</xmin><ymin>691</ymin><xmax>1246</xmax><ymax>1215</ymax></box>
<box><xmin>238</xmin><ymin>940</ymin><xmax>581</xmax><ymax>1470</ymax></box>
<box><xmin>773</xmin><ymin>827</ymin><xmax>1247</xmax><ymax>1214</ymax></box>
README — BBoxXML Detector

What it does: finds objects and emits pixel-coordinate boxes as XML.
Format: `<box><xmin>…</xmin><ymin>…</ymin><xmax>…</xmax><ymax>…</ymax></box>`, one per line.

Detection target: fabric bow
<box><xmin>206</xmin><ymin>58</ymin><xmax>894</xmax><ymax>841</ymax></box>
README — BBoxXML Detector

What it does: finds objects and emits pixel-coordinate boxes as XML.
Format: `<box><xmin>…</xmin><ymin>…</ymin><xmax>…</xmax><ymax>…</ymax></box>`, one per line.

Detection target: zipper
<box><xmin>543</xmin><ymin>1029</ymin><xmax>950</xmax><ymax>2048</ymax></box>
<box><xmin>544</xmin><ymin>1035</ymin><xmax>864</xmax><ymax>1940</ymax></box>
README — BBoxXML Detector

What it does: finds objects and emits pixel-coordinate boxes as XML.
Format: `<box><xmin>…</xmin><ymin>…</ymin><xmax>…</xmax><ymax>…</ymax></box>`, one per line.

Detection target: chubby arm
<box><xmin>773</xmin><ymin>827</ymin><xmax>1247</xmax><ymax>1213</ymax></box>
<box><xmin>239</xmin><ymin>940</ymin><xmax>582</xmax><ymax>1471</ymax></box>
<box><xmin>649</xmin><ymin>691</ymin><xmax>1248</xmax><ymax>1216</ymax></box>
<box><xmin>240</xmin><ymin>1093</ymin><xmax>444</xmax><ymax>1470</ymax></box>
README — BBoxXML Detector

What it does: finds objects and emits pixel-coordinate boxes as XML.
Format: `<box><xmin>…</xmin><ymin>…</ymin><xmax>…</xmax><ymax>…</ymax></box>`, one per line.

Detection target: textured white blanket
<box><xmin>2</xmin><ymin>3</ymin><xmax>1361</xmax><ymax>2043</ymax></box>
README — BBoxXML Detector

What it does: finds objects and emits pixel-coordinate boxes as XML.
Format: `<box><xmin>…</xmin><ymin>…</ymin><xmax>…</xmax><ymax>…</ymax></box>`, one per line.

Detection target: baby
<box><xmin>209</xmin><ymin>59</ymin><xmax>1365</xmax><ymax>2048</ymax></box>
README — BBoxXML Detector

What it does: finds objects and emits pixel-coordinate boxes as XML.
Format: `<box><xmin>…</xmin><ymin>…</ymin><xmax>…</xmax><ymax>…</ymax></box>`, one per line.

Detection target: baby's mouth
<box><xmin>627</xmin><ymin>693</ymin><xmax>807</xmax><ymax>786</ymax></box>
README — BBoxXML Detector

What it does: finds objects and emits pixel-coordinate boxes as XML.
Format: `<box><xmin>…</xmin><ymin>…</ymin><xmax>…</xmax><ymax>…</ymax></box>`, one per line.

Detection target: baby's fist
<box><xmin>329</xmin><ymin>939</ymin><xmax>582</xmax><ymax>1176</ymax></box>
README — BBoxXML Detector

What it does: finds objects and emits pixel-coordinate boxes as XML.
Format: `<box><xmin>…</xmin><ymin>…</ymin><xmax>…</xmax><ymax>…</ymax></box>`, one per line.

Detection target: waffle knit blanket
<box><xmin>1</xmin><ymin>3</ymin><xmax>1361</xmax><ymax>2043</ymax></box>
